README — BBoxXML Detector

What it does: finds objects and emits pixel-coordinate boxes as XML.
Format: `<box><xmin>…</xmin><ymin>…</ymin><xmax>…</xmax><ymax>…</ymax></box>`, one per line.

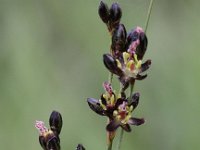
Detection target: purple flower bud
<box><xmin>47</xmin><ymin>135</ymin><xmax>60</xmax><ymax>150</ymax></box>
<box><xmin>98</xmin><ymin>1</ymin><xmax>110</xmax><ymax>23</ymax></box>
<box><xmin>87</xmin><ymin>98</ymin><xmax>104</xmax><ymax>116</ymax></box>
<box><xmin>111</xmin><ymin>24</ymin><xmax>127</xmax><ymax>57</ymax></box>
<box><xmin>109</xmin><ymin>3</ymin><xmax>122</xmax><ymax>25</ymax></box>
<box><xmin>129</xmin><ymin>92</ymin><xmax>140</xmax><ymax>109</ymax></box>
<box><xmin>126</xmin><ymin>27</ymin><xmax>148</xmax><ymax>60</ymax></box>
<box><xmin>103</xmin><ymin>54</ymin><xmax>123</xmax><ymax>76</ymax></box>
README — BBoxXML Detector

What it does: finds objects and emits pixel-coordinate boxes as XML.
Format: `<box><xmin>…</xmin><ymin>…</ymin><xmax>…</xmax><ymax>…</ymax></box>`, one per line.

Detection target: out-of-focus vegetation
<box><xmin>0</xmin><ymin>0</ymin><xmax>200</xmax><ymax>149</ymax></box>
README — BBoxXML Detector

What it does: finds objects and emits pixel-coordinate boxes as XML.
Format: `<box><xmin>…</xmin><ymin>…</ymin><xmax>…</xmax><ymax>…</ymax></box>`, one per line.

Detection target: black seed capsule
<box><xmin>39</xmin><ymin>136</ymin><xmax>47</xmax><ymax>150</ymax></box>
<box><xmin>87</xmin><ymin>98</ymin><xmax>104</xmax><ymax>116</ymax></box>
<box><xmin>129</xmin><ymin>92</ymin><xmax>140</xmax><ymax>109</ymax></box>
<box><xmin>98</xmin><ymin>1</ymin><xmax>110</xmax><ymax>23</ymax></box>
<box><xmin>103</xmin><ymin>54</ymin><xmax>123</xmax><ymax>76</ymax></box>
<box><xmin>47</xmin><ymin>136</ymin><xmax>60</xmax><ymax>150</ymax></box>
<box><xmin>109</xmin><ymin>3</ymin><xmax>122</xmax><ymax>26</ymax></box>
<box><xmin>111</xmin><ymin>24</ymin><xmax>127</xmax><ymax>56</ymax></box>
<box><xmin>136</xmin><ymin>32</ymin><xmax>148</xmax><ymax>60</ymax></box>
<box><xmin>49</xmin><ymin>111</ymin><xmax>63</xmax><ymax>135</ymax></box>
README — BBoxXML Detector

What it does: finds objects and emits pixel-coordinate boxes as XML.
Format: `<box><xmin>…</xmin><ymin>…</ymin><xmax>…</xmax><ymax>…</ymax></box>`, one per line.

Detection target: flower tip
<box><xmin>98</xmin><ymin>1</ymin><xmax>109</xmax><ymax>23</ymax></box>
<box><xmin>135</xmin><ymin>26</ymin><xmax>144</xmax><ymax>33</ymax></box>
<box><xmin>147</xmin><ymin>59</ymin><xmax>152</xmax><ymax>65</ymax></box>
<box><xmin>109</xmin><ymin>2</ymin><xmax>122</xmax><ymax>24</ymax></box>
<box><xmin>128</xmin><ymin>117</ymin><xmax>145</xmax><ymax>126</ymax></box>
<box><xmin>87</xmin><ymin>98</ymin><xmax>104</xmax><ymax>116</ymax></box>
<box><xmin>49</xmin><ymin>110</ymin><xmax>63</xmax><ymax>135</ymax></box>
<box><xmin>76</xmin><ymin>144</ymin><xmax>85</xmax><ymax>150</ymax></box>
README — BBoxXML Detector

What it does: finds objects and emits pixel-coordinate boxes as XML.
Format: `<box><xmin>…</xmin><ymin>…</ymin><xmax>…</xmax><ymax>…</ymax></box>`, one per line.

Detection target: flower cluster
<box><xmin>35</xmin><ymin>111</ymin><xmax>86</xmax><ymax>150</ymax></box>
<box><xmin>98</xmin><ymin>1</ymin><xmax>151</xmax><ymax>91</ymax></box>
<box><xmin>35</xmin><ymin>111</ymin><xmax>63</xmax><ymax>150</ymax></box>
<box><xmin>87</xmin><ymin>0</ymin><xmax>152</xmax><ymax>136</ymax></box>
<box><xmin>88</xmin><ymin>82</ymin><xmax>144</xmax><ymax>132</ymax></box>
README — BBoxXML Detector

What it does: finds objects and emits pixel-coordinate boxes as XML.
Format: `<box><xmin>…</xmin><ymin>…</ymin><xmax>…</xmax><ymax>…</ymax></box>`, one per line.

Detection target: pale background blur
<box><xmin>0</xmin><ymin>0</ymin><xmax>200</xmax><ymax>150</ymax></box>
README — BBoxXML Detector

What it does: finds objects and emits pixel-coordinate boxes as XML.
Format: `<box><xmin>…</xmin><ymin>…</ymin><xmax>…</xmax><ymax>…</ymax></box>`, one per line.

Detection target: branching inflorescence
<box><xmin>35</xmin><ymin>1</ymin><xmax>152</xmax><ymax>150</ymax></box>
<box><xmin>87</xmin><ymin>1</ymin><xmax>152</xmax><ymax>150</ymax></box>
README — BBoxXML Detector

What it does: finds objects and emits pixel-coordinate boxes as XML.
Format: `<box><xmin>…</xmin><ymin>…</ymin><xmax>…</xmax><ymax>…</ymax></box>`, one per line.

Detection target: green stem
<box><xmin>129</xmin><ymin>83</ymin><xmax>134</xmax><ymax>101</ymax></box>
<box><xmin>144</xmin><ymin>0</ymin><xmax>154</xmax><ymax>33</ymax></box>
<box><xmin>117</xmin><ymin>128</ymin><xmax>124</xmax><ymax>150</ymax></box>
<box><xmin>108</xmin><ymin>73</ymin><xmax>113</xmax><ymax>84</ymax></box>
<box><xmin>108</xmin><ymin>140</ymin><xmax>113</xmax><ymax>150</ymax></box>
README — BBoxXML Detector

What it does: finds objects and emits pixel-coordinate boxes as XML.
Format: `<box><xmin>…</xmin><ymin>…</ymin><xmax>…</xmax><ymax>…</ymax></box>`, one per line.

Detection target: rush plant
<box><xmin>35</xmin><ymin>1</ymin><xmax>154</xmax><ymax>150</ymax></box>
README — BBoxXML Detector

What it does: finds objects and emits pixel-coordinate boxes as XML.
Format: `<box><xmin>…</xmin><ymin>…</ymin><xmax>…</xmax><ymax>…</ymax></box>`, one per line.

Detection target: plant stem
<box><xmin>108</xmin><ymin>73</ymin><xmax>113</xmax><ymax>84</ymax></box>
<box><xmin>144</xmin><ymin>0</ymin><xmax>154</xmax><ymax>33</ymax></box>
<box><xmin>117</xmin><ymin>127</ymin><xmax>124</xmax><ymax>150</ymax></box>
<box><xmin>107</xmin><ymin>139</ymin><xmax>113</xmax><ymax>150</ymax></box>
<box><xmin>129</xmin><ymin>83</ymin><xmax>134</xmax><ymax>100</ymax></box>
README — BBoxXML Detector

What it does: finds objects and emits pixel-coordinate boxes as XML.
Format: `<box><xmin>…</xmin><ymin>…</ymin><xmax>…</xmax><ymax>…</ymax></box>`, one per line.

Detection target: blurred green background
<box><xmin>0</xmin><ymin>0</ymin><xmax>200</xmax><ymax>149</ymax></box>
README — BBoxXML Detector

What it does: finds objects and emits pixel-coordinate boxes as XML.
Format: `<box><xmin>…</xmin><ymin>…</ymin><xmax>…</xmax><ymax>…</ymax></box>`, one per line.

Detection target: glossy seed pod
<box><xmin>129</xmin><ymin>92</ymin><xmax>140</xmax><ymax>109</ymax></box>
<box><xmin>39</xmin><ymin>136</ymin><xmax>48</xmax><ymax>150</ymax></box>
<box><xmin>111</xmin><ymin>24</ymin><xmax>127</xmax><ymax>56</ymax></box>
<box><xmin>47</xmin><ymin>136</ymin><xmax>60</xmax><ymax>150</ymax></box>
<box><xmin>126</xmin><ymin>28</ymin><xmax>148</xmax><ymax>60</ymax></box>
<box><xmin>49</xmin><ymin>111</ymin><xmax>63</xmax><ymax>135</ymax></box>
<box><xmin>109</xmin><ymin>3</ymin><xmax>122</xmax><ymax>25</ymax></box>
<box><xmin>98</xmin><ymin>1</ymin><xmax>110</xmax><ymax>23</ymax></box>
<box><xmin>87</xmin><ymin>98</ymin><xmax>104</xmax><ymax>116</ymax></box>
<box><xmin>103</xmin><ymin>54</ymin><xmax>123</xmax><ymax>76</ymax></box>
<box><xmin>136</xmin><ymin>32</ymin><xmax>148</xmax><ymax>60</ymax></box>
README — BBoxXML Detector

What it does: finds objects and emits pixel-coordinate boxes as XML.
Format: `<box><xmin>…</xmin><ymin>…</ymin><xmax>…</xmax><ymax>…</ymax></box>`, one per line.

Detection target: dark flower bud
<box><xmin>87</xmin><ymin>98</ymin><xmax>104</xmax><ymax>116</ymax></box>
<box><xmin>76</xmin><ymin>144</ymin><xmax>85</xmax><ymax>150</ymax></box>
<box><xmin>49</xmin><ymin>111</ymin><xmax>63</xmax><ymax>135</ymax></box>
<box><xmin>98</xmin><ymin>1</ymin><xmax>110</xmax><ymax>23</ymax></box>
<box><xmin>129</xmin><ymin>92</ymin><xmax>140</xmax><ymax>109</ymax></box>
<box><xmin>39</xmin><ymin>136</ymin><xmax>47</xmax><ymax>150</ymax></box>
<box><xmin>128</xmin><ymin>117</ymin><xmax>145</xmax><ymax>126</ymax></box>
<box><xmin>106</xmin><ymin>120</ymin><xmax>120</xmax><ymax>132</ymax></box>
<box><xmin>38</xmin><ymin>129</ymin><xmax>60</xmax><ymax>150</ymax></box>
<box><xmin>109</xmin><ymin>3</ymin><xmax>122</xmax><ymax>27</ymax></box>
<box><xmin>140</xmin><ymin>59</ymin><xmax>151</xmax><ymax>73</ymax></box>
<box><xmin>103</xmin><ymin>54</ymin><xmax>123</xmax><ymax>76</ymax></box>
<box><xmin>47</xmin><ymin>136</ymin><xmax>60</xmax><ymax>150</ymax></box>
<box><xmin>126</xmin><ymin>30</ymin><xmax>139</xmax><ymax>49</ymax></box>
<box><xmin>136</xmin><ymin>32</ymin><xmax>148</xmax><ymax>60</ymax></box>
<box><xmin>121</xmin><ymin>124</ymin><xmax>131</xmax><ymax>132</ymax></box>
<box><xmin>126</xmin><ymin>27</ymin><xmax>148</xmax><ymax>60</ymax></box>
<box><xmin>136</xmin><ymin>74</ymin><xmax>147</xmax><ymax>80</ymax></box>
<box><xmin>111</xmin><ymin>24</ymin><xmax>127</xmax><ymax>56</ymax></box>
